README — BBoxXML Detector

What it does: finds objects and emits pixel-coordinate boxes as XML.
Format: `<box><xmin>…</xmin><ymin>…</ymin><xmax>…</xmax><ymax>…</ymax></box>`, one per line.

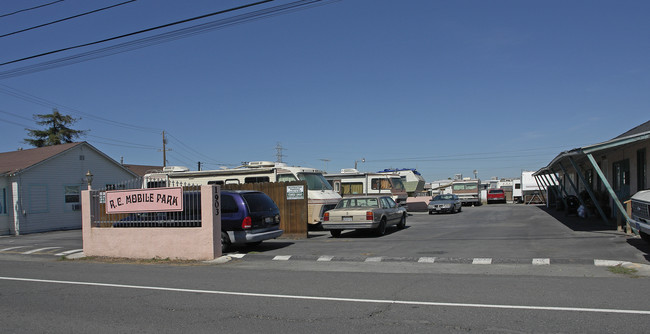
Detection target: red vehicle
<box><xmin>487</xmin><ymin>189</ymin><xmax>506</xmax><ymax>204</ymax></box>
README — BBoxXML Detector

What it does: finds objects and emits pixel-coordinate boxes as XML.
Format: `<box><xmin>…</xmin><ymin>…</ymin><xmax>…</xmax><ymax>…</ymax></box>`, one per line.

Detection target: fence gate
<box><xmin>223</xmin><ymin>181</ymin><xmax>308</xmax><ymax>237</ymax></box>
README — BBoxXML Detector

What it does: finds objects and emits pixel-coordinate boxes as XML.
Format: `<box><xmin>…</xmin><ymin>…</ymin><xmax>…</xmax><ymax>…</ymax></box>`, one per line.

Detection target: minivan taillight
<box><xmin>366</xmin><ymin>211</ymin><xmax>373</xmax><ymax>221</ymax></box>
<box><xmin>242</xmin><ymin>216</ymin><xmax>252</xmax><ymax>229</ymax></box>
<box><xmin>323</xmin><ymin>212</ymin><xmax>329</xmax><ymax>221</ymax></box>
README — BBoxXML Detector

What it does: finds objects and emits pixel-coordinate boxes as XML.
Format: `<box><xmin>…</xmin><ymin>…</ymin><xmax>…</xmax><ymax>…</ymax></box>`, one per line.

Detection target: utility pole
<box><xmin>198</xmin><ymin>161</ymin><xmax>202</xmax><ymax>171</ymax></box>
<box><xmin>160</xmin><ymin>131</ymin><xmax>172</xmax><ymax>167</ymax></box>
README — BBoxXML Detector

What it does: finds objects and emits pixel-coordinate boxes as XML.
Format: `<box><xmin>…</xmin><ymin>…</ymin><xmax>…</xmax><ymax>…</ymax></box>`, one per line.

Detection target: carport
<box><xmin>533</xmin><ymin>121</ymin><xmax>650</xmax><ymax>234</ymax></box>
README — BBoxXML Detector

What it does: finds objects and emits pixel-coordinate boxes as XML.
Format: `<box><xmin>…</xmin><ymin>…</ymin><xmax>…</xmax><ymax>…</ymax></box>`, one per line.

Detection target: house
<box><xmin>534</xmin><ymin>120</ymin><xmax>649</xmax><ymax>230</ymax></box>
<box><xmin>0</xmin><ymin>142</ymin><xmax>138</xmax><ymax>235</ymax></box>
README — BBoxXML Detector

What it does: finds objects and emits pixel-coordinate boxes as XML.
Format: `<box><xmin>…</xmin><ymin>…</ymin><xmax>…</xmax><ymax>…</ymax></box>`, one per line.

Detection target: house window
<box><xmin>0</xmin><ymin>188</ymin><xmax>7</xmax><ymax>215</ymax></box>
<box><xmin>64</xmin><ymin>185</ymin><xmax>81</xmax><ymax>211</ymax></box>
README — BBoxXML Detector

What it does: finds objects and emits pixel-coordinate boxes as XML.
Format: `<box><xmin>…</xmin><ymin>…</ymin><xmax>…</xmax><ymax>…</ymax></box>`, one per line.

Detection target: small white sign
<box><xmin>286</xmin><ymin>185</ymin><xmax>304</xmax><ymax>200</ymax></box>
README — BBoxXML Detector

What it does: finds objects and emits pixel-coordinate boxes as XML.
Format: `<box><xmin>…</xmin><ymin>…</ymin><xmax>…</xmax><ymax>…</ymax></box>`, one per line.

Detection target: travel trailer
<box><xmin>324</xmin><ymin>169</ymin><xmax>408</xmax><ymax>205</ymax></box>
<box><xmin>143</xmin><ymin>161</ymin><xmax>341</xmax><ymax>226</ymax></box>
<box><xmin>443</xmin><ymin>177</ymin><xmax>481</xmax><ymax>206</ymax></box>
<box><xmin>377</xmin><ymin>168</ymin><xmax>425</xmax><ymax>196</ymax></box>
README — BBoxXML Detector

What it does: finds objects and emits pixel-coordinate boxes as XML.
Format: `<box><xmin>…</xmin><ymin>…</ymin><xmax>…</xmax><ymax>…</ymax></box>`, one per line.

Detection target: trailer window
<box><xmin>244</xmin><ymin>176</ymin><xmax>269</xmax><ymax>183</ymax></box>
<box><xmin>278</xmin><ymin>174</ymin><xmax>298</xmax><ymax>182</ymax></box>
<box><xmin>390</xmin><ymin>178</ymin><xmax>406</xmax><ymax>191</ymax></box>
<box><xmin>298</xmin><ymin>173</ymin><xmax>333</xmax><ymax>191</ymax></box>
<box><xmin>342</xmin><ymin>183</ymin><xmax>363</xmax><ymax>195</ymax></box>
<box><xmin>371</xmin><ymin>178</ymin><xmax>392</xmax><ymax>190</ymax></box>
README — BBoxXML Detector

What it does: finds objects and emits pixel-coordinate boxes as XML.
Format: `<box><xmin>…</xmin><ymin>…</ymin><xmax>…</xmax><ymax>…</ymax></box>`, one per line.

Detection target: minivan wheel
<box><xmin>221</xmin><ymin>232</ymin><xmax>231</xmax><ymax>253</ymax></box>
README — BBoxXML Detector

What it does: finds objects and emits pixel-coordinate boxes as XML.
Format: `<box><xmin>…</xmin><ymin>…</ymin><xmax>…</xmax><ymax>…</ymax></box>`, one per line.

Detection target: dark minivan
<box><xmin>114</xmin><ymin>190</ymin><xmax>283</xmax><ymax>252</ymax></box>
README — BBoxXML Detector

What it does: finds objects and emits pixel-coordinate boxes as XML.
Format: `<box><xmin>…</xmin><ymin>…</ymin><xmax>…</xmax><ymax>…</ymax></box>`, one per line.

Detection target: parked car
<box><xmin>487</xmin><ymin>189</ymin><xmax>507</xmax><ymax>204</ymax></box>
<box><xmin>630</xmin><ymin>190</ymin><xmax>650</xmax><ymax>243</ymax></box>
<box><xmin>322</xmin><ymin>195</ymin><xmax>407</xmax><ymax>237</ymax></box>
<box><xmin>114</xmin><ymin>190</ymin><xmax>283</xmax><ymax>252</ymax></box>
<box><xmin>428</xmin><ymin>194</ymin><xmax>462</xmax><ymax>214</ymax></box>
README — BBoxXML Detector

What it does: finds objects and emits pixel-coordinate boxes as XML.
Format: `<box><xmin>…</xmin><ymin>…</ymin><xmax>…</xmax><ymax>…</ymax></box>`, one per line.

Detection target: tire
<box><xmin>375</xmin><ymin>218</ymin><xmax>387</xmax><ymax>236</ymax></box>
<box><xmin>221</xmin><ymin>231</ymin><xmax>231</xmax><ymax>253</ymax></box>
<box><xmin>428</xmin><ymin>210</ymin><xmax>434</xmax><ymax>215</ymax></box>
<box><xmin>330</xmin><ymin>229</ymin><xmax>342</xmax><ymax>238</ymax></box>
<box><xmin>397</xmin><ymin>214</ymin><xmax>406</xmax><ymax>229</ymax></box>
<box><xmin>458</xmin><ymin>206</ymin><xmax>462</xmax><ymax>212</ymax></box>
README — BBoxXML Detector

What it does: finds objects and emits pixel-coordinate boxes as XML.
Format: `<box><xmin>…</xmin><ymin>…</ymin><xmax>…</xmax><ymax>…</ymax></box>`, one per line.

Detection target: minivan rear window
<box><xmin>242</xmin><ymin>193</ymin><xmax>278</xmax><ymax>212</ymax></box>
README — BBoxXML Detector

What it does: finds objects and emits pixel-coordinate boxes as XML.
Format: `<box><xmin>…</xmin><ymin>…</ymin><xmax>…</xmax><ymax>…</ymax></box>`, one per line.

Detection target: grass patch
<box><xmin>608</xmin><ymin>264</ymin><xmax>639</xmax><ymax>278</ymax></box>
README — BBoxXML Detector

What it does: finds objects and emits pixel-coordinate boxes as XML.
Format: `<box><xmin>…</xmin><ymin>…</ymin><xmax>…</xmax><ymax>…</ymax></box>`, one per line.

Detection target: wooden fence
<box><xmin>223</xmin><ymin>181</ymin><xmax>308</xmax><ymax>238</ymax></box>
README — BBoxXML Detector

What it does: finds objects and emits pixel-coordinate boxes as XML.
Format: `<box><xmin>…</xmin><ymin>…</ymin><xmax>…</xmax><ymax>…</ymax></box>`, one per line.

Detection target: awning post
<box><xmin>568</xmin><ymin>156</ymin><xmax>610</xmax><ymax>224</ymax></box>
<box><xmin>585</xmin><ymin>153</ymin><xmax>632</xmax><ymax>229</ymax></box>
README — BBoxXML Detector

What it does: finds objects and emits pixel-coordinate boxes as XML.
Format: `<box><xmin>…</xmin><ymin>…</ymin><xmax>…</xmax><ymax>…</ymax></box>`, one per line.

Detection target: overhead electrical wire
<box><xmin>0</xmin><ymin>0</ymin><xmax>64</xmax><ymax>19</ymax></box>
<box><xmin>0</xmin><ymin>0</ymin><xmax>137</xmax><ymax>39</ymax></box>
<box><xmin>0</xmin><ymin>84</ymin><xmax>163</xmax><ymax>133</ymax></box>
<box><xmin>0</xmin><ymin>0</ymin><xmax>274</xmax><ymax>67</ymax></box>
<box><xmin>0</xmin><ymin>0</ymin><xmax>338</xmax><ymax>79</ymax></box>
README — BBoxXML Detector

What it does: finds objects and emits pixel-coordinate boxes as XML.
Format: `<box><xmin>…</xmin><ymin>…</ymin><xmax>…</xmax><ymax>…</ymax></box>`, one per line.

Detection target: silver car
<box><xmin>428</xmin><ymin>194</ymin><xmax>462</xmax><ymax>214</ymax></box>
<box><xmin>322</xmin><ymin>196</ymin><xmax>407</xmax><ymax>237</ymax></box>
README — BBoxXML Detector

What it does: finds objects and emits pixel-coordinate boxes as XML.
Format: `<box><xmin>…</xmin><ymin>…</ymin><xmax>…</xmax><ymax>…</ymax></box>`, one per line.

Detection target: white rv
<box><xmin>324</xmin><ymin>169</ymin><xmax>408</xmax><ymax>205</ymax></box>
<box><xmin>377</xmin><ymin>168</ymin><xmax>425</xmax><ymax>196</ymax></box>
<box><xmin>143</xmin><ymin>161</ymin><xmax>341</xmax><ymax>225</ymax></box>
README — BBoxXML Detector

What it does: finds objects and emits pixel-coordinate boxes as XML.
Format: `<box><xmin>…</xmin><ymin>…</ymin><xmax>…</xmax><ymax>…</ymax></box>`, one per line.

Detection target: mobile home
<box><xmin>324</xmin><ymin>169</ymin><xmax>408</xmax><ymax>205</ymax></box>
<box><xmin>143</xmin><ymin>161</ymin><xmax>341</xmax><ymax>226</ymax></box>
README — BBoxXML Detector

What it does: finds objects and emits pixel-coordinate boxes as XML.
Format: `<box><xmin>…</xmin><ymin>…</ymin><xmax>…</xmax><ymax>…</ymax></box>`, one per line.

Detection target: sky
<box><xmin>0</xmin><ymin>0</ymin><xmax>648</xmax><ymax>182</ymax></box>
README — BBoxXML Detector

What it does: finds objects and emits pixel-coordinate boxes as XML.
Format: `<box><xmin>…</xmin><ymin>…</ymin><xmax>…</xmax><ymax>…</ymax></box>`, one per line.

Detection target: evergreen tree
<box><xmin>24</xmin><ymin>109</ymin><xmax>86</xmax><ymax>147</ymax></box>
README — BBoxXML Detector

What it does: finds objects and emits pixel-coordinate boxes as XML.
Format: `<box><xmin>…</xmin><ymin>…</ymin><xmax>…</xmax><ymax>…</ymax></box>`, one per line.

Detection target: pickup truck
<box><xmin>630</xmin><ymin>190</ymin><xmax>650</xmax><ymax>243</ymax></box>
<box><xmin>487</xmin><ymin>189</ymin><xmax>506</xmax><ymax>204</ymax></box>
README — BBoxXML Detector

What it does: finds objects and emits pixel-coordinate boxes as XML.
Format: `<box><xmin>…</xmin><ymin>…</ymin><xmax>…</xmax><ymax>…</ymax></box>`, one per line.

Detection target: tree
<box><xmin>24</xmin><ymin>109</ymin><xmax>86</xmax><ymax>147</ymax></box>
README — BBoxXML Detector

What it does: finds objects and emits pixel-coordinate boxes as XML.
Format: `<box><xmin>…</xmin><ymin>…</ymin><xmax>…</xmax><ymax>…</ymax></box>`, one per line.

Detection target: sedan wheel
<box><xmin>330</xmin><ymin>230</ymin><xmax>342</xmax><ymax>238</ymax></box>
<box><xmin>375</xmin><ymin>218</ymin><xmax>387</xmax><ymax>236</ymax></box>
<box><xmin>397</xmin><ymin>214</ymin><xmax>406</xmax><ymax>229</ymax></box>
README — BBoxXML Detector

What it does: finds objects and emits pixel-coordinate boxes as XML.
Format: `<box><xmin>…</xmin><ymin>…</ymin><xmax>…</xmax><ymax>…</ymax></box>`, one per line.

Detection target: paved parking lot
<box><xmin>2</xmin><ymin>204</ymin><xmax>649</xmax><ymax>266</ymax></box>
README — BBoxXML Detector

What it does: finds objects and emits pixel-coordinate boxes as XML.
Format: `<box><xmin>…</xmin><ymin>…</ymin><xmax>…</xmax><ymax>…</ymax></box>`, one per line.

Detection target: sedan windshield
<box><xmin>298</xmin><ymin>173</ymin><xmax>333</xmax><ymax>191</ymax></box>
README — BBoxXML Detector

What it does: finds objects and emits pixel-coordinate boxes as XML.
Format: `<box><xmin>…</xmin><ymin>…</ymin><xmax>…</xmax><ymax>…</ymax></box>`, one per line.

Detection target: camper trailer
<box><xmin>143</xmin><ymin>162</ymin><xmax>341</xmax><ymax>225</ymax></box>
<box><xmin>324</xmin><ymin>169</ymin><xmax>408</xmax><ymax>205</ymax></box>
<box><xmin>377</xmin><ymin>168</ymin><xmax>425</xmax><ymax>196</ymax></box>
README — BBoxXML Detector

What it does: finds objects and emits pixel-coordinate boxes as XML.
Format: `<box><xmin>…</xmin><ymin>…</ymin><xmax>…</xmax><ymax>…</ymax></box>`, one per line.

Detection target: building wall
<box><xmin>0</xmin><ymin>177</ymin><xmax>9</xmax><ymax>235</ymax></box>
<box><xmin>8</xmin><ymin>144</ymin><xmax>135</xmax><ymax>235</ymax></box>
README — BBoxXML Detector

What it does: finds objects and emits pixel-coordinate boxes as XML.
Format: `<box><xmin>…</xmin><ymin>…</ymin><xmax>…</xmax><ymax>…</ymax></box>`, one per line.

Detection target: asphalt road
<box><xmin>1</xmin><ymin>204</ymin><xmax>650</xmax><ymax>333</ymax></box>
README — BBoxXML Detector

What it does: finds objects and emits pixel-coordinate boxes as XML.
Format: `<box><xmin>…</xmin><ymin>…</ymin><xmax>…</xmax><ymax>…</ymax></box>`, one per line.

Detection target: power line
<box><xmin>0</xmin><ymin>84</ymin><xmax>163</xmax><ymax>133</ymax></box>
<box><xmin>0</xmin><ymin>0</ymin><xmax>64</xmax><ymax>19</ymax></box>
<box><xmin>0</xmin><ymin>0</ymin><xmax>338</xmax><ymax>79</ymax></box>
<box><xmin>0</xmin><ymin>0</ymin><xmax>137</xmax><ymax>39</ymax></box>
<box><xmin>0</xmin><ymin>0</ymin><xmax>274</xmax><ymax>66</ymax></box>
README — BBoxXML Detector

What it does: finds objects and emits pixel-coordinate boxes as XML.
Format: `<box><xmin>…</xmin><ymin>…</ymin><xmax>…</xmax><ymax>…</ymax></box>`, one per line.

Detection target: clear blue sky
<box><xmin>1</xmin><ymin>0</ymin><xmax>648</xmax><ymax>182</ymax></box>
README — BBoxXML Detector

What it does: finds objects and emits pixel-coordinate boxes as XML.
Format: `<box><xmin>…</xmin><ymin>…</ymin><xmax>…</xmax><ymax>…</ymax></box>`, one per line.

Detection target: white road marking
<box><xmin>532</xmin><ymin>258</ymin><xmax>551</xmax><ymax>265</ymax></box>
<box><xmin>1</xmin><ymin>276</ymin><xmax>648</xmax><ymax>315</ymax></box>
<box><xmin>594</xmin><ymin>259</ymin><xmax>626</xmax><ymax>267</ymax></box>
<box><xmin>365</xmin><ymin>257</ymin><xmax>383</xmax><ymax>262</ymax></box>
<box><xmin>472</xmin><ymin>258</ymin><xmax>492</xmax><ymax>265</ymax></box>
<box><xmin>272</xmin><ymin>255</ymin><xmax>291</xmax><ymax>261</ymax></box>
<box><xmin>0</xmin><ymin>246</ymin><xmax>28</xmax><ymax>252</ymax></box>
<box><xmin>54</xmin><ymin>249</ymin><xmax>84</xmax><ymax>256</ymax></box>
<box><xmin>22</xmin><ymin>247</ymin><xmax>61</xmax><ymax>254</ymax></box>
<box><xmin>317</xmin><ymin>256</ymin><xmax>334</xmax><ymax>262</ymax></box>
<box><xmin>418</xmin><ymin>257</ymin><xmax>436</xmax><ymax>263</ymax></box>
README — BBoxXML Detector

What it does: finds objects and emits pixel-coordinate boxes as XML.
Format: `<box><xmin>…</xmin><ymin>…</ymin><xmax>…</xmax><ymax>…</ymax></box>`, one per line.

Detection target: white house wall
<box><xmin>10</xmin><ymin>144</ymin><xmax>135</xmax><ymax>234</ymax></box>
